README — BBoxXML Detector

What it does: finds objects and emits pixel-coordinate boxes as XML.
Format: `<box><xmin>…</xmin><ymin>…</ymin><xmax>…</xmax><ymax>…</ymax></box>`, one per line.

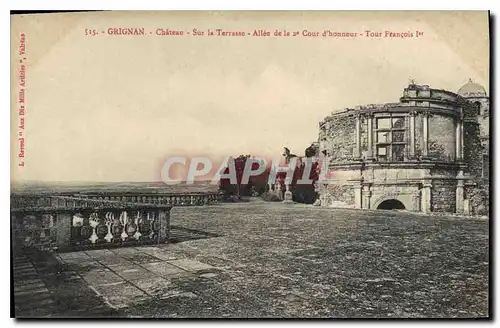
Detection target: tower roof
<box><xmin>457</xmin><ymin>78</ymin><xmax>487</xmax><ymax>97</ymax></box>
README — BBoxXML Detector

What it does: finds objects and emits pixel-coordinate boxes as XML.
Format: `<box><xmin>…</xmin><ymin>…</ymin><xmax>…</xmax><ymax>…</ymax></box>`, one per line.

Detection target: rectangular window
<box><xmin>377</xmin><ymin>118</ymin><xmax>391</xmax><ymax>129</ymax></box>
<box><xmin>392</xmin><ymin>117</ymin><xmax>405</xmax><ymax>129</ymax></box>
<box><xmin>392</xmin><ymin>145</ymin><xmax>405</xmax><ymax>162</ymax></box>
<box><xmin>377</xmin><ymin>131</ymin><xmax>390</xmax><ymax>143</ymax></box>
<box><xmin>392</xmin><ymin>131</ymin><xmax>405</xmax><ymax>142</ymax></box>
<box><xmin>377</xmin><ymin>145</ymin><xmax>388</xmax><ymax>161</ymax></box>
<box><xmin>375</xmin><ymin>114</ymin><xmax>407</xmax><ymax>162</ymax></box>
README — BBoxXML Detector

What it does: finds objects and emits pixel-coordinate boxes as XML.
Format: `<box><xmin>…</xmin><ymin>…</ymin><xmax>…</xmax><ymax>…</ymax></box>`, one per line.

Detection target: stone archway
<box><xmin>376</xmin><ymin>199</ymin><xmax>406</xmax><ymax>210</ymax></box>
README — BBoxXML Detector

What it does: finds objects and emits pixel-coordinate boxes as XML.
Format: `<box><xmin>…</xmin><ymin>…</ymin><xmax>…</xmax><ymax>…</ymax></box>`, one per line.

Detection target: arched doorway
<box><xmin>377</xmin><ymin>199</ymin><xmax>406</xmax><ymax>210</ymax></box>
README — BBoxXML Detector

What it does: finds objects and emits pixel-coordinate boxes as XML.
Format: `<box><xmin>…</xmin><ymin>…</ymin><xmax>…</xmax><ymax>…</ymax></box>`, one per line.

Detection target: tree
<box><xmin>219</xmin><ymin>155</ymin><xmax>269</xmax><ymax>199</ymax></box>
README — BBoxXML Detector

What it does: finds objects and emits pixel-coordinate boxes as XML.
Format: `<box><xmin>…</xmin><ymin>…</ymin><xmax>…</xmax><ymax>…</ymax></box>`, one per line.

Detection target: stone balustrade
<box><xmin>73</xmin><ymin>191</ymin><xmax>224</xmax><ymax>206</ymax></box>
<box><xmin>11</xmin><ymin>191</ymin><xmax>223</xmax><ymax>252</ymax></box>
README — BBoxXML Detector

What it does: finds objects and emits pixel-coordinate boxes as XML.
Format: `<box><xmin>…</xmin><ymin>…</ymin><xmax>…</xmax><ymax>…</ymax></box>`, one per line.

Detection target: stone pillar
<box><xmin>282</xmin><ymin>183</ymin><xmax>293</xmax><ymax>204</ymax></box>
<box><xmin>421</xmin><ymin>181</ymin><xmax>432</xmax><ymax>213</ymax></box>
<box><xmin>55</xmin><ymin>212</ymin><xmax>73</xmax><ymax>250</ymax></box>
<box><xmin>362</xmin><ymin>185</ymin><xmax>371</xmax><ymax>209</ymax></box>
<box><xmin>456</xmin><ymin>170</ymin><xmax>465</xmax><ymax>213</ymax></box>
<box><xmin>463</xmin><ymin>199</ymin><xmax>471</xmax><ymax>215</ymax></box>
<box><xmin>320</xmin><ymin>183</ymin><xmax>329</xmax><ymax>207</ymax></box>
<box><xmin>355</xmin><ymin>114</ymin><xmax>361</xmax><ymax>158</ymax></box>
<box><xmin>157</xmin><ymin>208</ymin><xmax>171</xmax><ymax>243</ymax></box>
<box><xmin>366</xmin><ymin>114</ymin><xmax>374</xmax><ymax>159</ymax></box>
<box><xmin>412</xmin><ymin>194</ymin><xmax>420</xmax><ymax>212</ymax></box>
<box><xmin>353</xmin><ymin>184</ymin><xmax>362</xmax><ymax>209</ymax></box>
<box><xmin>409</xmin><ymin>111</ymin><xmax>417</xmax><ymax>158</ymax></box>
<box><xmin>422</xmin><ymin>112</ymin><xmax>429</xmax><ymax>158</ymax></box>
<box><xmin>455</xmin><ymin>119</ymin><xmax>463</xmax><ymax>160</ymax></box>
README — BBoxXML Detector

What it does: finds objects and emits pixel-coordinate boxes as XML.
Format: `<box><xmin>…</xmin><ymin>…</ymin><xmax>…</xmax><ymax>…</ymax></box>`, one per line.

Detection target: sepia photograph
<box><xmin>10</xmin><ymin>10</ymin><xmax>490</xmax><ymax>319</ymax></box>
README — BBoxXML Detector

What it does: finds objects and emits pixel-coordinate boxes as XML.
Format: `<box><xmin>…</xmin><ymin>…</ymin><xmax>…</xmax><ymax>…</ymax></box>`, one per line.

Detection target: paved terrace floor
<box><xmin>13</xmin><ymin>202</ymin><xmax>489</xmax><ymax>318</ymax></box>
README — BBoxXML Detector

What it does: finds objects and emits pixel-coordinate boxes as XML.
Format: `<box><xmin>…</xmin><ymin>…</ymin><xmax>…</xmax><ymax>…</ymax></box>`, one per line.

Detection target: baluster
<box><xmin>104</xmin><ymin>212</ymin><xmax>114</xmax><ymax>243</ymax></box>
<box><xmin>111</xmin><ymin>210</ymin><xmax>123</xmax><ymax>242</ymax></box>
<box><xmin>148</xmin><ymin>211</ymin><xmax>155</xmax><ymax>239</ymax></box>
<box><xmin>72</xmin><ymin>212</ymin><xmax>83</xmax><ymax>245</ymax></box>
<box><xmin>133</xmin><ymin>210</ymin><xmax>142</xmax><ymax>240</ymax></box>
<box><xmin>120</xmin><ymin>211</ymin><xmax>128</xmax><ymax>241</ymax></box>
<box><xmin>88</xmin><ymin>212</ymin><xmax>99</xmax><ymax>244</ymax></box>
<box><xmin>95</xmin><ymin>210</ymin><xmax>108</xmax><ymax>244</ymax></box>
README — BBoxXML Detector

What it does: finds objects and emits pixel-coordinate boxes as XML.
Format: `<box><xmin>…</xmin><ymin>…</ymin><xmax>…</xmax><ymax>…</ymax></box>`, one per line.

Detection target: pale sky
<box><xmin>11</xmin><ymin>11</ymin><xmax>489</xmax><ymax>182</ymax></box>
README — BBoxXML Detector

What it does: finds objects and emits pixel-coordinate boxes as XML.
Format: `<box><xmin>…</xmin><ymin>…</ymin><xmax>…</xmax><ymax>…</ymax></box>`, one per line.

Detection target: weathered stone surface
<box><xmin>168</xmin><ymin>259</ymin><xmax>215</xmax><ymax>272</ymax></box>
<box><xmin>98</xmin><ymin>255</ymin><xmax>134</xmax><ymax>267</ymax></box>
<box><xmin>119</xmin><ymin>204</ymin><xmax>488</xmax><ymax>318</ymax></box>
<box><xmin>142</xmin><ymin>262</ymin><xmax>185</xmax><ymax>276</ymax></box>
<box><xmin>81</xmin><ymin>268</ymin><xmax>124</xmax><ymax>286</ymax></box>
<box><xmin>92</xmin><ymin>282</ymin><xmax>147</xmax><ymax>308</ymax></box>
<box><xmin>109</xmin><ymin>264</ymin><xmax>156</xmax><ymax>281</ymax></box>
<box><xmin>130</xmin><ymin>276</ymin><xmax>178</xmax><ymax>298</ymax></box>
<box><xmin>14</xmin><ymin>203</ymin><xmax>489</xmax><ymax>318</ymax></box>
<box><xmin>85</xmin><ymin>249</ymin><xmax>116</xmax><ymax>259</ymax></box>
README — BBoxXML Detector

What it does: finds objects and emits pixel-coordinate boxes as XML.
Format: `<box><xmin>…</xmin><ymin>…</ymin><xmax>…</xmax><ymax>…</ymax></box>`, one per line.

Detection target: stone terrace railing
<box><xmin>11</xmin><ymin>191</ymin><xmax>223</xmax><ymax>252</ymax></box>
<box><xmin>73</xmin><ymin>191</ymin><xmax>224</xmax><ymax>206</ymax></box>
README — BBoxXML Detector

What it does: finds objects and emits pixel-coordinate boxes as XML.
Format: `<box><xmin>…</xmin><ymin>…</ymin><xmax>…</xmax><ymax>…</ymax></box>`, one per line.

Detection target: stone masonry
<box><xmin>317</xmin><ymin>80</ymin><xmax>490</xmax><ymax>215</ymax></box>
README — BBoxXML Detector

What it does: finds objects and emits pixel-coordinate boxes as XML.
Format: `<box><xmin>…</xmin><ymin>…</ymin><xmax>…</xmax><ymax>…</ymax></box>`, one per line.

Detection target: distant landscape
<box><xmin>10</xmin><ymin>180</ymin><xmax>220</xmax><ymax>194</ymax></box>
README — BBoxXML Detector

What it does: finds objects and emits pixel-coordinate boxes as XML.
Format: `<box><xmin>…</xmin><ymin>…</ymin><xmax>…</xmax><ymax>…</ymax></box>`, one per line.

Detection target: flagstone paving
<box><xmin>53</xmin><ymin>246</ymin><xmax>218</xmax><ymax>309</ymax></box>
<box><xmin>13</xmin><ymin>202</ymin><xmax>489</xmax><ymax>318</ymax></box>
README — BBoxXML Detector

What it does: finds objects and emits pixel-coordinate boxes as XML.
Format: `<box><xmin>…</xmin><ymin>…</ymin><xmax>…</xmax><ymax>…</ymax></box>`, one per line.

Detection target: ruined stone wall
<box><xmin>428</xmin><ymin>115</ymin><xmax>455</xmax><ymax>161</ymax></box>
<box><xmin>431</xmin><ymin>180</ymin><xmax>456</xmax><ymax>212</ymax></box>
<box><xmin>324</xmin><ymin>184</ymin><xmax>355</xmax><ymax>206</ymax></box>
<box><xmin>463</xmin><ymin>121</ymin><xmax>483</xmax><ymax>179</ymax></box>
<box><xmin>326</xmin><ymin>114</ymin><xmax>356</xmax><ymax>162</ymax></box>
<box><xmin>465</xmin><ymin>184</ymin><xmax>489</xmax><ymax>216</ymax></box>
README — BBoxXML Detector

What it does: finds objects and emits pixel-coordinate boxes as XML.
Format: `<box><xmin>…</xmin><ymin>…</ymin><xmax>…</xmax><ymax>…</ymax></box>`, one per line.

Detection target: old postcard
<box><xmin>10</xmin><ymin>11</ymin><xmax>490</xmax><ymax>318</ymax></box>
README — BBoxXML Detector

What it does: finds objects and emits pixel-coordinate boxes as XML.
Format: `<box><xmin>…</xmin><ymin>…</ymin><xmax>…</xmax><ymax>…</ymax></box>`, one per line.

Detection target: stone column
<box><xmin>355</xmin><ymin>114</ymin><xmax>361</xmax><ymax>159</ymax></box>
<box><xmin>455</xmin><ymin>118</ymin><xmax>463</xmax><ymax>160</ymax></box>
<box><xmin>412</xmin><ymin>194</ymin><xmax>420</xmax><ymax>212</ymax></box>
<box><xmin>353</xmin><ymin>184</ymin><xmax>362</xmax><ymax>209</ymax></box>
<box><xmin>366</xmin><ymin>114</ymin><xmax>374</xmax><ymax>159</ymax></box>
<box><xmin>409</xmin><ymin>111</ymin><xmax>417</xmax><ymax>158</ymax></box>
<box><xmin>422</xmin><ymin>112</ymin><xmax>429</xmax><ymax>158</ymax></box>
<box><xmin>456</xmin><ymin>170</ymin><xmax>465</xmax><ymax>213</ymax></box>
<box><xmin>55</xmin><ymin>212</ymin><xmax>73</xmax><ymax>251</ymax></box>
<box><xmin>157</xmin><ymin>208</ymin><xmax>171</xmax><ymax>243</ymax></box>
<box><xmin>362</xmin><ymin>185</ymin><xmax>371</xmax><ymax>209</ymax></box>
<box><xmin>421</xmin><ymin>181</ymin><xmax>432</xmax><ymax>213</ymax></box>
